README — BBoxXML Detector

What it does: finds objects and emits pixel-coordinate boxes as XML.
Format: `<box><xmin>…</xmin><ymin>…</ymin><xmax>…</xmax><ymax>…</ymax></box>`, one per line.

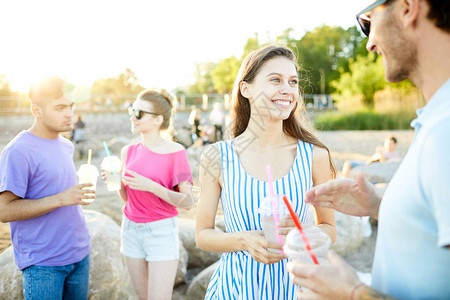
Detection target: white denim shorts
<box><xmin>120</xmin><ymin>215</ymin><xmax>179</xmax><ymax>262</ymax></box>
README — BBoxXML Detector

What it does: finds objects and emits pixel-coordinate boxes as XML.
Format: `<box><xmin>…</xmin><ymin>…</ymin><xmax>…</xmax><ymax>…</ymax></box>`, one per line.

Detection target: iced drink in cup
<box><xmin>76</xmin><ymin>164</ymin><xmax>99</xmax><ymax>202</ymax></box>
<box><xmin>283</xmin><ymin>224</ymin><xmax>331</xmax><ymax>264</ymax></box>
<box><xmin>259</xmin><ymin>194</ymin><xmax>289</xmax><ymax>253</ymax></box>
<box><xmin>101</xmin><ymin>156</ymin><xmax>122</xmax><ymax>191</ymax></box>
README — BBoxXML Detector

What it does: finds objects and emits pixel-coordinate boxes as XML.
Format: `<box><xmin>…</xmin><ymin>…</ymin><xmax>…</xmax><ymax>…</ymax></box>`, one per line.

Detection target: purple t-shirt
<box><xmin>0</xmin><ymin>131</ymin><xmax>90</xmax><ymax>270</ymax></box>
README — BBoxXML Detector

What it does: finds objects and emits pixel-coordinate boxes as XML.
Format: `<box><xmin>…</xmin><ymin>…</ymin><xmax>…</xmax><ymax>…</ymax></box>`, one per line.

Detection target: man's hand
<box><xmin>58</xmin><ymin>183</ymin><xmax>95</xmax><ymax>206</ymax></box>
<box><xmin>305</xmin><ymin>172</ymin><xmax>380</xmax><ymax>219</ymax></box>
<box><xmin>287</xmin><ymin>250</ymin><xmax>361</xmax><ymax>300</ymax></box>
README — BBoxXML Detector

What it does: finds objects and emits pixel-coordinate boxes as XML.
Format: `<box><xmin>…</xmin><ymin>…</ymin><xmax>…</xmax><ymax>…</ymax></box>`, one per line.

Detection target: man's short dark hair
<box><xmin>29</xmin><ymin>76</ymin><xmax>65</xmax><ymax>105</ymax></box>
<box><xmin>388</xmin><ymin>136</ymin><xmax>398</xmax><ymax>144</ymax></box>
<box><xmin>426</xmin><ymin>0</ymin><xmax>450</xmax><ymax>33</ymax></box>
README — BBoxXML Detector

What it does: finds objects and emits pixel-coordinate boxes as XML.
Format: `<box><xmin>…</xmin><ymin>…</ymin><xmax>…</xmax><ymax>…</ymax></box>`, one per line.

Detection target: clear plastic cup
<box><xmin>191</xmin><ymin>186</ymin><xmax>201</xmax><ymax>203</ymax></box>
<box><xmin>283</xmin><ymin>224</ymin><xmax>331</xmax><ymax>265</ymax></box>
<box><xmin>259</xmin><ymin>194</ymin><xmax>289</xmax><ymax>253</ymax></box>
<box><xmin>101</xmin><ymin>156</ymin><xmax>122</xmax><ymax>191</ymax></box>
<box><xmin>76</xmin><ymin>164</ymin><xmax>99</xmax><ymax>202</ymax></box>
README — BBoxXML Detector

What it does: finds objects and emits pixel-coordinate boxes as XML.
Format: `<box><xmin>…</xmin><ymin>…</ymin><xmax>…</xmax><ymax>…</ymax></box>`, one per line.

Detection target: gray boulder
<box><xmin>351</xmin><ymin>160</ymin><xmax>402</xmax><ymax>184</ymax></box>
<box><xmin>178</xmin><ymin>218</ymin><xmax>222</xmax><ymax>269</ymax></box>
<box><xmin>0</xmin><ymin>210</ymin><xmax>137</xmax><ymax>300</ymax></box>
<box><xmin>214</xmin><ymin>215</ymin><xmax>225</xmax><ymax>232</ymax></box>
<box><xmin>332</xmin><ymin>211</ymin><xmax>365</xmax><ymax>255</ymax></box>
<box><xmin>175</xmin><ymin>239</ymin><xmax>189</xmax><ymax>287</ymax></box>
<box><xmin>83</xmin><ymin>210</ymin><xmax>137</xmax><ymax>300</ymax></box>
<box><xmin>0</xmin><ymin>246</ymin><xmax>23</xmax><ymax>299</ymax></box>
<box><xmin>185</xmin><ymin>261</ymin><xmax>219</xmax><ymax>300</ymax></box>
<box><xmin>374</xmin><ymin>183</ymin><xmax>388</xmax><ymax>198</ymax></box>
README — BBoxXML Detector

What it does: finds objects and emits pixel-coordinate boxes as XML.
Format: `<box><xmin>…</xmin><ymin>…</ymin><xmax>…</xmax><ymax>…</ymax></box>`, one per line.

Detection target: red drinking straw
<box><xmin>282</xmin><ymin>195</ymin><xmax>319</xmax><ymax>265</ymax></box>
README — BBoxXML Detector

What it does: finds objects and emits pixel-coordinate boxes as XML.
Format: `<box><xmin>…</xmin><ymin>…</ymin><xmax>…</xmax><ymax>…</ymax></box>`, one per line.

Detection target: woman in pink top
<box><xmin>118</xmin><ymin>89</ymin><xmax>193</xmax><ymax>300</ymax></box>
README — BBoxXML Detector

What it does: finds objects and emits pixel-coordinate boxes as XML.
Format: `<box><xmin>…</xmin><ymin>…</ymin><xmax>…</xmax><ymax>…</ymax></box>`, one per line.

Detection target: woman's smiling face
<box><xmin>242</xmin><ymin>56</ymin><xmax>299</xmax><ymax>121</ymax></box>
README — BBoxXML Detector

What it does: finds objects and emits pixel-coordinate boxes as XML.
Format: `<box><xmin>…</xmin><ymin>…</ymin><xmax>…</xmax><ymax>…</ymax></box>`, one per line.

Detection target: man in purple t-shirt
<box><xmin>0</xmin><ymin>76</ymin><xmax>93</xmax><ymax>299</ymax></box>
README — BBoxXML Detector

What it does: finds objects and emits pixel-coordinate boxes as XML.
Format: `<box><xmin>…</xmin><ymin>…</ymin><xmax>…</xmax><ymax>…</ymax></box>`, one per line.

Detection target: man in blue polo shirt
<box><xmin>287</xmin><ymin>0</ymin><xmax>450</xmax><ymax>299</ymax></box>
<box><xmin>0</xmin><ymin>76</ymin><xmax>94</xmax><ymax>299</ymax></box>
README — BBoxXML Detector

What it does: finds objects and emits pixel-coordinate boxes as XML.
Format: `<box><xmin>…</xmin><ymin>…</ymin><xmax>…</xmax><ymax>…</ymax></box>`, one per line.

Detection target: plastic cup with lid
<box><xmin>283</xmin><ymin>224</ymin><xmax>331</xmax><ymax>265</ymax></box>
<box><xmin>258</xmin><ymin>194</ymin><xmax>289</xmax><ymax>253</ymax></box>
<box><xmin>101</xmin><ymin>156</ymin><xmax>122</xmax><ymax>191</ymax></box>
<box><xmin>76</xmin><ymin>164</ymin><xmax>99</xmax><ymax>202</ymax></box>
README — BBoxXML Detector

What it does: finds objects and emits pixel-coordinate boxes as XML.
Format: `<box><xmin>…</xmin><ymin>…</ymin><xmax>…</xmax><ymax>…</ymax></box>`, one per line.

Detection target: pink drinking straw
<box><xmin>282</xmin><ymin>195</ymin><xmax>319</xmax><ymax>264</ymax></box>
<box><xmin>265</xmin><ymin>165</ymin><xmax>284</xmax><ymax>253</ymax></box>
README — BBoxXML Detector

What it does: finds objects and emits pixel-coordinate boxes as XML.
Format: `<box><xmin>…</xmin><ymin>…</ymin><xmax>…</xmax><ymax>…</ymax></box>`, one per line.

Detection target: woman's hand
<box><xmin>277</xmin><ymin>215</ymin><xmax>295</xmax><ymax>239</ymax></box>
<box><xmin>100</xmin><ymin>169</ymin><xmax>108</xmax><ymax>183</ymax></box>
<box><xmin>122</xmin><ymin>169</ymin><xmax>155</xmax><ymax>192</ymax></box>
<box><xmin>239</xmin><ymin>230</ymin><xmax>287</xmax><ymax>265</ymax></box>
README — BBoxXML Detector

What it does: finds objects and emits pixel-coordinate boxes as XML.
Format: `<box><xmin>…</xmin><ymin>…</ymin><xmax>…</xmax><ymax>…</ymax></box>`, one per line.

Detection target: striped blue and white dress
<box><xmin>205</xmin><ymin>139</ymin><xmax>313</xmax><ymax>300</ymax></box>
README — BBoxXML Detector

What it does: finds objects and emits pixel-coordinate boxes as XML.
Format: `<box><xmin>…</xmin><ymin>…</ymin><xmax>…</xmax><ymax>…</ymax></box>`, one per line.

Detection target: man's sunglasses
<box><xmin>128</xmin><ymin>107</ymin><xmax>160</xmax><ymax>120</ymax></box>
<box><xmin>356</xmin><ymin>0</ymin><xmax>391</xmax><ymax>37</ymax></box>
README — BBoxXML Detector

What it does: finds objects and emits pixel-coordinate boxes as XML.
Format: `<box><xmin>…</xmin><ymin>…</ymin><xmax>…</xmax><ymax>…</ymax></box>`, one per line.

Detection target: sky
<box><xmin>1</xmin><ymin>0</ymin><xmax>368</xmax><ymax>93</ymax></box>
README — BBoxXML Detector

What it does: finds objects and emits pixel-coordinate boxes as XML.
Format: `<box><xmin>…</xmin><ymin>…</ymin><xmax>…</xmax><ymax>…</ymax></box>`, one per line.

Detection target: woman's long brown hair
<box><xmin>229</xmin><ymin>45</ymin><xmax>336</xmax><ymax>178</ymax></box>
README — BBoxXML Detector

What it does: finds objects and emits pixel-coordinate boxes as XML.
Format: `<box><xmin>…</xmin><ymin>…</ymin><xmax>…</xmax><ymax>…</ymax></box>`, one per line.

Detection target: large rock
<box><xmin>214</xmin><ymin>215</ymin><xmax>225</xmax><ymax>232</ymax></box>
<box><xmin>332</xmin><ymin>211</ymin><xmax>365</xmax><ymax>255</ymax></box>
<box><xmin>185</xmin><ymin>261</ymin><xmax>219</xmax><ymax>300</ymax></box>
<box><xmin>351</xmin><ymin>160</ymin><xmax>402</xmax><ymax>184</ymax></box>
<box><xmin>0</xmin><ymin>246</ymin><xmax>23</xmax><ymax>299</ymax></box>
<box><xmin>0</xmin><ymin>210</ymin><xmax>137</xmax><ymax>300</ymax></box>
<box><xmin>178</xmin><ymin>218</ymin><xmax>222</xmax><ymax>269</ymax></box>
<box><xmin>106</xmin><ymin>137</ymin><xmax>131</xmax><ymax>155</ymax></box>
<box><xmin>83</xmin><ymin>210</ymin><xmax>136</xmax><ymax>300</ymax></box>
<box><xmin>175</xmin><ymin>239</ymin><xmax>189</xmax><ymax>287</ymax></box>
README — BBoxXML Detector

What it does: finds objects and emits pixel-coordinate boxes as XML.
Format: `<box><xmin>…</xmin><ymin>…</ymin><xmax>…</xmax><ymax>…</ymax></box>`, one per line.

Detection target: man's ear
<box><xmin>401</xmin><ymin>0</ymin><xmax>421</xmax><ymax>29</ymax></box>
<box><xmin>31</xmin><ymin>103</ymin><xmax>43</xmax><ymax>119</ymax></box>
<box><xmin>156</xmin><ymin>115</ymin><xmax>164</xmax><ymax>127</ymax></box>
<box><xmin>240</xmin><ymin>81</ymin><xmax>251</xmax><ymax>99</ymax></box>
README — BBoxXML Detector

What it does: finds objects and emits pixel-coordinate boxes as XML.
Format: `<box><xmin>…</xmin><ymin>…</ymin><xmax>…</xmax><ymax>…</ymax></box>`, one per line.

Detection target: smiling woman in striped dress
<box><xmin>195</xmin><ymin>45</ymin><xmax>337</xmax><ymax>299</ymax></box>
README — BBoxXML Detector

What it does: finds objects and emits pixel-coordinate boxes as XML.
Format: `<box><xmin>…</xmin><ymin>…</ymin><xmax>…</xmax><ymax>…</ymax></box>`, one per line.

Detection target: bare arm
<box><xmin>0</xmin><ymin>184</ymin><xmax>94</xmax><ymax>223</ymax></box>
<box><xmin>312</xmin><ymin>146</ymin><xmax>337</xmax><ymax>243</ymax></box>
<box><xmin>195</xmin><ymin>144</ymin><xmax>285</xmax><ymax>264</ymax></box>
<box><xmin>118</xmin><ymin>144</ymin><xmax>193</xmax><ymax>209</ymax></box>
<box><xmin>121</xmin><ymin>169</ymin><xmax>194</xmax><ymax>210</ymax></box>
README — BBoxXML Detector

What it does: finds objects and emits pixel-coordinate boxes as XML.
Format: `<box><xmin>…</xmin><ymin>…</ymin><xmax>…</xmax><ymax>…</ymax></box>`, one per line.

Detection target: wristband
<box><xmin>350</xmin><ymin>283</ymin><xmax>364</xmax><ymax>300</ymax></box>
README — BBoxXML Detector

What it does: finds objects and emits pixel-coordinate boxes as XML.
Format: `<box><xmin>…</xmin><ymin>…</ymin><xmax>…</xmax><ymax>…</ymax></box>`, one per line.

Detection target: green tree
<box><xmin>91</xmin><ymin>68</ymin><xmax>144</xmax><ymax>95</ymax></box>
<box><xmin>331</xmin><ymin>52</ymin><xmax>386</xmax><ymax>107</ymax></box>
<box><xmin>0</xmin><ymin>74</ymin><xmax>12</xmax><ymax>97</ymax></box>
<box><xmin>211</xmin><ymin>56</ymin><xmax>240</xmax><ymax>93</ymax></box>
<box><xmin>90</xmin><ymin>68</ymin><xmax>144</xmax><ymax>106</ymax></box>
<box><xmin>241</xmin><ymin>34</ymin><xmax>261</xmax><ymax>59</ymax></box>
<box><xmin>0</xmin><ymin>74</ymin><xmax>28</xmax><ymax>111</ymax></box>
<box><xmin>275</xmin><ymin>28</ymin><xmax>298</xmax><ymax>50</ymax></box>
<box><xmin>294</xmin><ymin>25</ymin><xmax>367</xmax><ymax>94</ymax></box>
<box><xmin>188</xmin><ymin>62</ymin><xmax>217</xmax><ymax>94</ymax></box>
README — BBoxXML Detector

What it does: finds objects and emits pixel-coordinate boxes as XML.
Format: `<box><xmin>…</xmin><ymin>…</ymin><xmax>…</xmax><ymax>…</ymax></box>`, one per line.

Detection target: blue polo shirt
<box><xmin>372</xmin><ymin>79</ymin><xmax>450</xmax><ymax>299</ymax></box>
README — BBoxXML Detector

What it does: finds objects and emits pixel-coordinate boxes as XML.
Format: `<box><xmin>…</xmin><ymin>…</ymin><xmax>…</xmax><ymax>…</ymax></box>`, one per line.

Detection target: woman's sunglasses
<box><xmin>356</xmin><ymin>0</ymin><xmax>391</xmax><ymax>37</ymax></box>
<box><xmin>128</xmin><ymin>107</ymin><xmax>160</xmax><ymax>120</ymax></box>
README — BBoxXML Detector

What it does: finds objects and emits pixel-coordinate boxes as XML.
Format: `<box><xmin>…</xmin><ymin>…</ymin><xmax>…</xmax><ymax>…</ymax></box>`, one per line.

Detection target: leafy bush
<box><xmin>313</xmin><ymin>110</ymin><xmax>415</xmax><ymax>130</ymax></box>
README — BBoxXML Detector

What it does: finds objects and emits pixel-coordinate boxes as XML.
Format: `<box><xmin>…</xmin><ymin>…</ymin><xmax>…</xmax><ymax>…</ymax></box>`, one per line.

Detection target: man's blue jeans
<box><xmin>22</xmin><ymin>254</ymin><xmax>90</xmax><ymax>300</ymax></box>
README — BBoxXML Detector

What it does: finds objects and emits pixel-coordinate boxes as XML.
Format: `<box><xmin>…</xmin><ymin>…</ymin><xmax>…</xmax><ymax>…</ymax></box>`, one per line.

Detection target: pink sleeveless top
<box><xmin>123</xmin><ymin>142</ymin><xmax>192</xmax><ymax>223</ymax></box>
